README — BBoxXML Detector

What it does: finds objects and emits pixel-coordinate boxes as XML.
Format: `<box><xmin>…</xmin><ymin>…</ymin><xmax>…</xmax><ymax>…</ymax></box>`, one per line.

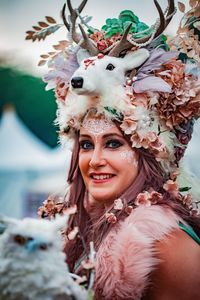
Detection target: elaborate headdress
<box><xmin>26</xmin><ymin>0</ymin><xmax>200</xmax><ymax>175</ymax></box>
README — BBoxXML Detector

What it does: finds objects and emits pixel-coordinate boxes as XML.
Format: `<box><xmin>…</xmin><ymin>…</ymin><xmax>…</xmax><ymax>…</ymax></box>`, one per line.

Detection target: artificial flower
<box><xmin>135</xmin><ymin>191</ymin><xmax>152</xmax><ymax>207</ymax></box>
<box><xmin>113</xmin><ymin>198</ymin><xmax>124</xmax><ymax>210</ymax></box>
<box><xmin>81</xmin><ymin>259</ymin><xmax>95</xmax><ymax>270</ymax></box>
<box><xmin>105</xmin><ymin>212</ymin><xmax>117</xmax><ymax>223</ymax></box>
<box><xmin>163</xmin><ymin>180</ymin><xmax>179</xmax><ymax>197</ymax></box>
<box><xmin>135</xmin><ymin>190</ymin><xmax>162</xmax><ymax>207</ymax></box>
<box><xmin>155</xmin><ymin>59</ymin><xmax>200</xmax><ymax>129</ymax></box>
<box><xmin>68</xmin><ymin>226</ymin><xmax>79</xmax><ymax>240</ymax></box>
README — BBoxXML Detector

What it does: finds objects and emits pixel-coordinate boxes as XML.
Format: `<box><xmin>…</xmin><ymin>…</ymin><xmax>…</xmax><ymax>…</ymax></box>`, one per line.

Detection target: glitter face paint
<box><xmin>119</xmin><ymin>150</ymin><xmax>138</xmax><ymax>166</ymax></box>
<box><xmin>82</xmin><ymin>117</ymin><xmax>115</xmax><ymax>143</ymax></box>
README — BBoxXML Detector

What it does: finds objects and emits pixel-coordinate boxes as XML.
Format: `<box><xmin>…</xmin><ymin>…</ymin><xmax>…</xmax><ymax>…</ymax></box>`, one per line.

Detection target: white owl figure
<box><xmin>0</xmin><ymin>215</ymin><xmax>88</xmax><ymax>300</ymax></box>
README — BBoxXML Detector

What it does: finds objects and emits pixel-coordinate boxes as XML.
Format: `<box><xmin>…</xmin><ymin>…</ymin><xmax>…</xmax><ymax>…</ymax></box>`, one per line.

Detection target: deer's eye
<box><xmin>106</xmin><ymin>63</ymin><xmax>115</xmax><ymax>71</ymax></box>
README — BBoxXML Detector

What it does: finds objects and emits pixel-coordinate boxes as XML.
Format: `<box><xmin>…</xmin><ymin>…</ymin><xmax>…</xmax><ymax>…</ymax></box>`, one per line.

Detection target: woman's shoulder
<box><xmin>143</xmin><ymin>229</ymin><xmax>200</xmax><ymax>300</ymax></box>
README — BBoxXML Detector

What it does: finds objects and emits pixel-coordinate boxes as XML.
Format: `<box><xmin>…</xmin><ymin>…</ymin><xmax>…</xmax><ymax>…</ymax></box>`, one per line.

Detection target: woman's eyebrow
<box><xmin>79</xmin><ymin>134</ymin><xmax>92</xmax><ymax>139</ymax></box>
<box><xmin>79</xmin><ymin>133</ymin><xmax>123</xmax><ymax>139</ymax></box>
<box><xmin>102</xmin><ymin>133</ymin><xmax>123</xmax><ymax>139</ymax></box>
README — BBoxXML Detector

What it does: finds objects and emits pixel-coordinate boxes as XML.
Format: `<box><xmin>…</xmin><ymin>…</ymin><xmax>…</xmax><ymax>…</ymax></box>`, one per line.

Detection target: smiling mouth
<box><xmin>90</xmin><ymin>174</ymin><xmax>115</xmax><ymax>181</ymax></box>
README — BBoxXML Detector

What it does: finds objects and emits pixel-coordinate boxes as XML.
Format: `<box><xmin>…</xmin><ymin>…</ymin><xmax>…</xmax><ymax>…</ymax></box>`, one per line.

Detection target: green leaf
<box><xmin>106</xmin><ymin>18</ymin><xmax>112</xmax><ymax>26</ymax></box>
<box><xmin>179</xmin><ymin>186</ymin><xmax>192</xmax><ymax>192</ymax></box>
<box><xmin>104</xmin><ymin>106</ymin><xmax>123</xmax><ymax>120</ymax></box>
<box><xmin>119</xmin><ymin>10</ymin><xmax>139</xmax><ymax>23</ymax></box>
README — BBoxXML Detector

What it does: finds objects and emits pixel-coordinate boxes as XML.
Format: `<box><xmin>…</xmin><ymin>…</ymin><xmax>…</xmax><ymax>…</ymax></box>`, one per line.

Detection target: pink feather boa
<box><xmin>94</xmin><ymin>205</ymin><xmax>183</xmax><ymax>299</ymax></box>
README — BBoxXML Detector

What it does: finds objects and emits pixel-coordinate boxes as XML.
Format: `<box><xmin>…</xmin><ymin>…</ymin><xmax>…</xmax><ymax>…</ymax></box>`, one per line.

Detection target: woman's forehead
<box><xmin>80</xmin><ymin>117</ymin><xmax>123</xmax><ymax>137</ymax></box>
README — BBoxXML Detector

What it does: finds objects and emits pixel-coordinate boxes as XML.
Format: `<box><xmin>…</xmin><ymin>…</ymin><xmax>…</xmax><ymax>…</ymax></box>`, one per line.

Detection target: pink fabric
<box><xmin>94</xmin><ymin>205</ymin><xmax>182</xmax><ymax>300</ymax></box>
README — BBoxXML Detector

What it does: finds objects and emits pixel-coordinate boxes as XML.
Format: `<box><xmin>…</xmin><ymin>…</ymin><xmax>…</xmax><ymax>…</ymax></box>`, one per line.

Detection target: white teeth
<box><xmin>92</xmin><ymin>174</ymin><xmax>113</xmax><ymax>180</ymax></box>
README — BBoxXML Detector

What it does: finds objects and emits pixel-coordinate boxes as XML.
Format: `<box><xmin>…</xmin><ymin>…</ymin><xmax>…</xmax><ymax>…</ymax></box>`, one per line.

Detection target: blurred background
<box><xmin>0</xmin><ymin>0</ymin><xmax>199</xmax><ymax>218</ymax></box>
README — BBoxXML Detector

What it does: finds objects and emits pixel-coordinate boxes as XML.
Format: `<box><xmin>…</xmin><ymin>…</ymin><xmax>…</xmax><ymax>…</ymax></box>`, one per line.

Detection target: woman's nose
<box><xmin>89</xmin><ymin>147</ymin><xmax>106</xmax><ymax>168</ymax></box>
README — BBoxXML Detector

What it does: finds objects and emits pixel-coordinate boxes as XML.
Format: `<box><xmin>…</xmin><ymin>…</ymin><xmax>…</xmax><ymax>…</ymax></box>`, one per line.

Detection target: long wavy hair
<box><xmin>64</xmin><ymin>128</ymin><xmax>200</xmax><ymax>272</ymax></box>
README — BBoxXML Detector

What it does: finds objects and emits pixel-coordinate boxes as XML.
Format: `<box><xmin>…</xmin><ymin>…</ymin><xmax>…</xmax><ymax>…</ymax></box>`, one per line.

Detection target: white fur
<box><xmin>0</xmin><ymin>215</ymin><xmax>87</xmax><ymax>300</ymax></box>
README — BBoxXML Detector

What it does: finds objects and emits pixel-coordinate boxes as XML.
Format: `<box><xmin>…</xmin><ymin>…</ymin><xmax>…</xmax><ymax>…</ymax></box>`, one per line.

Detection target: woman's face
<box><xmin>79</xmin><ymin>117</ymin><xmax>139</xmax><ymax>206</ymax></box>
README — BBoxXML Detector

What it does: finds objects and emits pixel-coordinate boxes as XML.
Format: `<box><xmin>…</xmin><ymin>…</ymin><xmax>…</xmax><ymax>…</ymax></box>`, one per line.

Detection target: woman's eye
<box><xmin>106</xmin><ymin>140</ymin><xmax>123</xmax><ymax>149</ymax></box>
<box><xmin>80</xmin><ymin>141</ymin><xmax>93</xmax><ymax>150</ymax></box>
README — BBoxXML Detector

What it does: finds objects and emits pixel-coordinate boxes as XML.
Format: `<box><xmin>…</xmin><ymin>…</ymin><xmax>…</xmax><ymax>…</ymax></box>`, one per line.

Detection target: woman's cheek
<box><xmin>79</xmin><ymin>153</ymin><xmax>90</xmax><ymax>173</ymax></box>
<box><xmin>119</xmin><ymin>150</ymin><xmax>138</xmax><ymax>166</ymax></box>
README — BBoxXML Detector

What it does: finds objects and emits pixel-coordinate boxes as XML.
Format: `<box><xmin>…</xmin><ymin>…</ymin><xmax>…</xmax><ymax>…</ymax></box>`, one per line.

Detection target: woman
<box><xmin>39</xmin><ymin>110</ymin><xmax>200</xmax><ymax>299</ymax></box>
<box><xmin>35</xmin><ymin>0</ymin><xmax>200</xmax><ymax>299</ymax></box>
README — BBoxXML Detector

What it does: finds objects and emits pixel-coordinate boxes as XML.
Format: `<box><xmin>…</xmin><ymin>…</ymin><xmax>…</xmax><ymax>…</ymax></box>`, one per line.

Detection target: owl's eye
<box><xmin>39</xmin><ymin>243</ymin><xmax>48</xmax><ymax>251</ymax></box>
<box><xmin>14</xmin><ymin>234</ymin><xmax>26</xmax><ymax>245</ymax></box>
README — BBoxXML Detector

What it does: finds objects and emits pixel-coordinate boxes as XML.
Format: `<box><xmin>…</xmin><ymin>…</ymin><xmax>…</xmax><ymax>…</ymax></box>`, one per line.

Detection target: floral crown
<box><xmin>26</xmin><ymin>0</ymin><xmax>200</xmax><ymax>173</ymax></box>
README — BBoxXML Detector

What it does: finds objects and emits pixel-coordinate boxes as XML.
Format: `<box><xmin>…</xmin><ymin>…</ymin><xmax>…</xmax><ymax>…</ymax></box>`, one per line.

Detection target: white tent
<box><xmin>0</xmin><ymin>108</ymin><xmax>71</xmax><ymax>171</ymax></box>
<box><xmin>0</xmin><ymin>108</ymin><xmax>71</xmax><ymax>218</ymax></box>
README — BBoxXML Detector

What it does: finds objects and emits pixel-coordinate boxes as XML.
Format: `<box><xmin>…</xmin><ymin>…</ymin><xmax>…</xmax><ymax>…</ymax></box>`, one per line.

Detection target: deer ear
<box><xmin>123</xmin><ymin>48</ymin><xmax>150</xmax><ymax>71</ymax></box>
<box><xmin>77</xmin><ymin>49</ymin><xmax>91</xmax><ymax>65</ymax></box>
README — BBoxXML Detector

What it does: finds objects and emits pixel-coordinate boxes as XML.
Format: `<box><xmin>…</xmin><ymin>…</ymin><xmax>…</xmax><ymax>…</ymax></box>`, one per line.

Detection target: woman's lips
<box><xmin>89</xmin><ymin>173</ymin><xmax>115</xmax><ymax>183</ymax></box>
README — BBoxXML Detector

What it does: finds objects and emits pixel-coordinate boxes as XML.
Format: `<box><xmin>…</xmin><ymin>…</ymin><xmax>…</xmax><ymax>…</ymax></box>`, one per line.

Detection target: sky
<box><xmin>0</xmin><ymin>0</ymin><xmax>189</xmax><ymax>75</ymax></box>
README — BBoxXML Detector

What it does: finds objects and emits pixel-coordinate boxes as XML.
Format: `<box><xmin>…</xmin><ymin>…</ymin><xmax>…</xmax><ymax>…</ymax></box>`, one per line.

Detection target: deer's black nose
<box><xmin>71</xmin><ymin>77</ymin><xmax>83</xmax><ymax>89</ymax></box>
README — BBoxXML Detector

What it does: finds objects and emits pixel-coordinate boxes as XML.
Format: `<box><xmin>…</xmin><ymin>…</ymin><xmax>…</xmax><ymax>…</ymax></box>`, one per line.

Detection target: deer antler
<box><xmin>61</xmin><ymin>0</ymin><xmax>99</xmax><ymax>56</ymax></box>
<box><xmin>108</xmin><ymin>0</ymin><xmax>176</xmax><ymax>57</ymax></box>
<box><xmin>108</xmin><ymin>24</ymin><xmax>133</xmax><ymax>57</ymax></box>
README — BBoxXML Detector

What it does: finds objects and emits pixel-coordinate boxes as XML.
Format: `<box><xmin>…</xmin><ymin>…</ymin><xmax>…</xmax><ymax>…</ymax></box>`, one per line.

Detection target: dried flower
<box><xmin>163</xmin><ymin>180</ymin><xmax>179</xmax><ymax>197</ymax></box>
<box><xmin>125</xmin><ymin>206</ymin><xmax>133</xmax><ymax>215</ymax></box>
<box><xmin>155</xmin><ymin>59</ymin><xmax>200</xmax><ymax>129</ymax></box>
<box><xmin>135</xmin><ymin>190</ymin><xmax>163</xmax><ymax>207</ymax></box>
<box><xmin>135</xmin><ymin>191</ymin><xmax>151</xmax><ymax>207</ymax></box>
<box><xmin>113</xmin><ymin>198</ymin><xmax>124</xmax><ymax>210</ymax></box>
<box><xmin>150</xmin><ymin>191</ymin><xmax>163</xmax><ymax>204</ymax></box>
<box><xmin>67</xmin><ymin>226</ymin><xmax>79</xmax><ymax>240</ymax></box>
<box><xmin>55</xmin><ymin>81</ymin><xmax>68</xmax><ymax>102</ymax></box>
<box><xmin>81</xmin><ymin>259</ymin><xmax>95</xmax><ymax>270</ymax></box>
<box><xmin>182</xmin><ymin>194</ymin><xmax>193</xmax><ymax>207</ymax></box>
<box><xmin>105</xmin><ymin>212</ymin><xmax>117</xmax><ymax>223</ymax></box>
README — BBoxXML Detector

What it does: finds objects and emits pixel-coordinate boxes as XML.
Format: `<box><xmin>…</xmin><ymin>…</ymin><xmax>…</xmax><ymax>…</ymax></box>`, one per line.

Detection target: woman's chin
<box><xmin>90</xmin><ymin>190</ymin><xmax>116</xmax><ymax>206</ymax></box>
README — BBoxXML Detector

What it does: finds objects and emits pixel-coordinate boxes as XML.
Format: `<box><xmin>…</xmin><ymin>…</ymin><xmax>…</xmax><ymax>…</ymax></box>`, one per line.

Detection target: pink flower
<box><xmin>131</xmin><ymin>132</ymin><xmax>144</xmax><ymax>148</ymax></box>
<box><xmin>182</xmin><ymin>194</ymin><xmax>192</xmax><ymax>207</ymax></box>
<box><xmin>81</xmin><ymin>259</ymin><xmax>95</xmax><ymax>270</ymax></box>
<box><xmin>67</xmin><ymin>226</ymin><xmax>79</xmax><ymax>240</ymax></box>
<box><xmin>125</xmin><ymin>206</ymin><xmax>133</xmax><ymax>215</ymax></box>
<box><xmin>163</xmin><ymin>180</ymin><xmax>179</xmax><ymax>197</ymax></box>
<box><xmin>97</xmin><ymin>41</ymin><xmax>108</xmax><ymax>51</ymax></box>
<box><xmin>150</xmin><ymin>191</ymin><xmax>163</xmax><ymax>204</ymax></box>
<box><xmin>105</xmin><ymin>212</ymin><xmax>117</xmax><ymax>223</ymax></box>
<box><xmin>120</xmin><ymin>118</ymin><xmax>137</xmax><ymax>135</ymax></box>
<box><xmin>135</xmin><ymin>191</ymin><xmax>152</xmax><ymax>207</ymax></box>
<box><xmin>135</xmin><ymin>190</ymin><xmax>163</xmax><ymax>207</ymax></box>
<box><xmin>55</xmin><ymin>81</ymin><xmax>69</xmax><ymax>102</ymax></box>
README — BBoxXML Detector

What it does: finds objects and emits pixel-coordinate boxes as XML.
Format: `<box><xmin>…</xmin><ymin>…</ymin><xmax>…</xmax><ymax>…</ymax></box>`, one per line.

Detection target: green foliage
<box><xmin>101</xmin><ymin>10</ymin><xmax>149</xmax><ymax>38</ymax></box>
<box><xmin>104</xmin><ymin>106</ymin><xmax>123</xmax><ymax>120</ymax></box>
<box><xmin>179</xmin><ymin>186</ymin><xmax>192</xmax><ymax>192</ymax></box>
<box><xmin>0</xmin><ymin>67</ymin><xmax>58</xmax><ymax>148</ymax></box>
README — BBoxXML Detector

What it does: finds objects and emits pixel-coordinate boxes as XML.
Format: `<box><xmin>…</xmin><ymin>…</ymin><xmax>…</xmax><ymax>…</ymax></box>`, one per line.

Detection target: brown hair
<box><xmin>64</xmin><ymin>130</ymin><xmax>200</xmax><ymax>272</ymax></box>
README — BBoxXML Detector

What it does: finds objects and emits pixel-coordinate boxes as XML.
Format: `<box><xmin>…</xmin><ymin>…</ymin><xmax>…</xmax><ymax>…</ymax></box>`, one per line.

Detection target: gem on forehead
<box><xmin>82</xmin><ymin>118</ymin><xmax>115</xmax><ymax>135</ymax></box>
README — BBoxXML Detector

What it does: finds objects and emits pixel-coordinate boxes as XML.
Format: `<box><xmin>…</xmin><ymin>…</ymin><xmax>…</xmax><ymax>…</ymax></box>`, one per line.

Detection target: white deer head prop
<box><xmin>55</xmin><ymin>0</ymin><xmax>176</xmax><ymax>137</ymax></box>
<box><xmin>70</xmin><ymin>49</ymin><xmax>150</xmax><ymax>96</ymax></box>
<box><xmin>61</xmin><ymin>0</ymin><xmax>174</xmax><ymax>97</ymax></box>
